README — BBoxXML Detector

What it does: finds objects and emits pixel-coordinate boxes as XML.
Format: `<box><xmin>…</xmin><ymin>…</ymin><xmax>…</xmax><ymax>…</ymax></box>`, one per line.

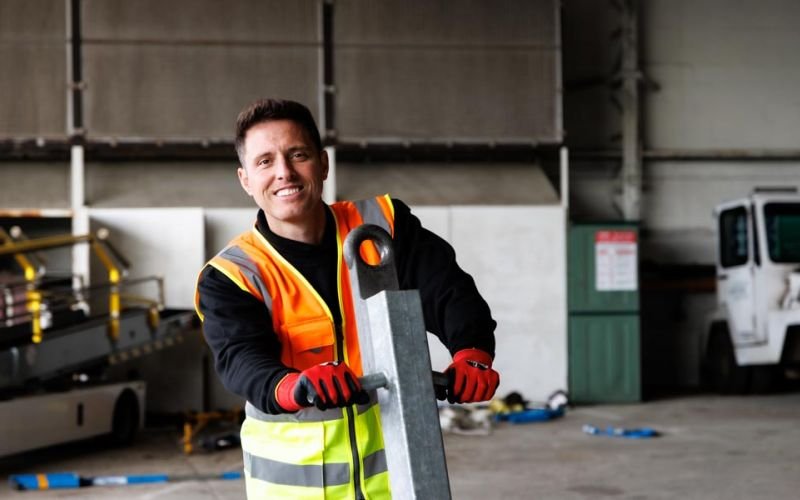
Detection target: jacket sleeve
<box><xmin>391</xmin><ymin>199</ymin><xmax>497</xmax><ymax>358</ymax></box>
<box><xmin>196</xmin><ymin>265</ymin><xmax>295</xmax><ymax>414</ymax></box>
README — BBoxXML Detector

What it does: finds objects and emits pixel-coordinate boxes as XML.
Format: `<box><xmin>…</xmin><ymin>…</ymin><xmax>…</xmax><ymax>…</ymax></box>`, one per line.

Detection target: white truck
<box><xmin>705</xmin><ymin>188</ymin><xmax>800</xmax><ymax>393</ymax></box>
<box><xmin>0</xmin><ymin>381</ymin><xmax>145</xmax><ymax>458</ymax></box>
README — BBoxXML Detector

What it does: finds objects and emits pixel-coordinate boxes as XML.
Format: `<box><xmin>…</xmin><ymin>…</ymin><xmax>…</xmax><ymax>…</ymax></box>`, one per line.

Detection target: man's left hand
<box><xmin>440</xmin><ymin>348</ymin><xmax>499</xmax><ymax>404</ymax></box>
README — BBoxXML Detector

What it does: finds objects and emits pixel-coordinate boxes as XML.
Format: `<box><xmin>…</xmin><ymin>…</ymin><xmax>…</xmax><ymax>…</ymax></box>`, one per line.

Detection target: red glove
<box><xmin>276</xmin><ymin>361</ymin><xmax>369</xmax><ymax>412</ymax></box>
<box><xmin>442</xmin><ymin>349</ymin><xmax>500</xmax><ymax>404</ymax></box>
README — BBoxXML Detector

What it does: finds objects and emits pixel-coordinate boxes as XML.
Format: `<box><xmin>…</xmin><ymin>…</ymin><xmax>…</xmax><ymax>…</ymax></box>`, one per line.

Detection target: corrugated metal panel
<box><xmin>0</xmin><ymin>0</ymin><xmax>66</xmax><ymax>137</ymax></box>
<box><xmin>568</xmin><ymin>314</ymin><xmax>641</xmax><ymax>403</ymax></box>
<box><xmin>334</xmin><ymin>0</ymin><xmax>561</xmax><ymax>143</ymax></box>
<box><xmin>85</xmin><ymin>162</ymin><xmax>249</xmax><ymax>208</ymax></box>
<box><xmin>0</xmin><ymin>163</ymin><xmax>70</xmax><ymax>208</ymax></box>
<box><xmin>0</xmin><ymin>0</ymin><xmax>64</xmax><ymax>40</ymax></box>
<box><xmin>335</xmin><ymin>0</ymin><xmax>555</xmax><ymax>45</ymax></box>
<box><xmin>0</xmin><ymin>45</ymin><xmax>67</xmax><ymax>137</ymax></box>
<box><xmin>83</xmin><ymin>0</ymin><xmax>320</xmax><ymax>43</ymax></box>
<box><xmin>83</xmin><ymin>45</ymin><xmax>320</xmax><ymax>138</ymax></box>
<box><xmin>81</xmin><ymin>0</ymin><xmax>321</xmax><ymax>138</ymax></box>
<box><xmin>337</xmin><ymin>162</ymin><xmax>558</xmax><ymax>205</ymax></box>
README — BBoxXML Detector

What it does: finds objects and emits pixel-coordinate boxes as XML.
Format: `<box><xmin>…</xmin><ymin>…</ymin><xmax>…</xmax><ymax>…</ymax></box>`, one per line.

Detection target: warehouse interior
<box><xmin>1</xmin><ymin>0</ymin><xmax>799</xmax><ymax>498</ymax></box>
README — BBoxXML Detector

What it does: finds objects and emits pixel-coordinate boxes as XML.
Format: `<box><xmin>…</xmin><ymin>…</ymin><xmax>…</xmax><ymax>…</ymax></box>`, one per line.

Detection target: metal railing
<box><xmin>0</xmin><ymin>227</ymin><xmax>164</xmax><ymax>344</ymax></box>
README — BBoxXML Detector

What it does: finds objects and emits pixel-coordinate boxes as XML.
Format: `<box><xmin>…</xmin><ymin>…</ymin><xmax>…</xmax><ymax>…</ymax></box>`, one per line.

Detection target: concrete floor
<box><xmin>2</xmin><ymin>392</ymin><xmax>799</xmax><ymax>499</ymax></box>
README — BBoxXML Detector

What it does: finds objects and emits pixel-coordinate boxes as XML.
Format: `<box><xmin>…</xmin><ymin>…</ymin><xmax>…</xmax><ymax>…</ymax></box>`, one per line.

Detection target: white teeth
<box><xmin>276</xmin><ymin>187</ymin><xmax>301</xmax><ymax>197</ymax></box>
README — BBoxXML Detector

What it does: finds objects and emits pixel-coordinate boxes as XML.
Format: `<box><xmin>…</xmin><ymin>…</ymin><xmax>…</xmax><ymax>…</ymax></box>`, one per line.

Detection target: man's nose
<box><xmin>274</xmin><ymin>154</ymin><xmax>295</xmax><ymax>179</ymax></box>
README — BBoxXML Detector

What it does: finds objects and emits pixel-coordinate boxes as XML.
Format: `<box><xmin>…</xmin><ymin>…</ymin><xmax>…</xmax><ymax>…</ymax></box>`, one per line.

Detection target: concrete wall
<box><xmin>566</xmin><ymin>0</ymin><xmax>800</xmax><ymax>265</ymax></box>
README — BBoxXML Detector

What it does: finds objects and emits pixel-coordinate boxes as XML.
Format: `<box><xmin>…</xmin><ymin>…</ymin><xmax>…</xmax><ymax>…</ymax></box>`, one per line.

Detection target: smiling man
<box><xmin>236</xmin><ymin>116</ymin><xmax>329</xmax><ymax>244</ymax></box>
<box><xmin>195</xmin><ymin>98</ymin><xmax>499</xmax><ymax>499</ymax></box>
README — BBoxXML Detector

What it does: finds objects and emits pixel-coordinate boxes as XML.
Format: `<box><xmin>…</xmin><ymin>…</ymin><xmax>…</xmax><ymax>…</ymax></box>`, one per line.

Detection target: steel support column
<box><xmin>619</xmin><ymin>0</ymin><xmax>641</xmax><ymax>221</ymax></box>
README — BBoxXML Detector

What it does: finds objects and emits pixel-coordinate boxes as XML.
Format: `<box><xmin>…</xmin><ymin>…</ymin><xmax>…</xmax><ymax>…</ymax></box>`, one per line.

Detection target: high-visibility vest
<box><xmin>198</xmin><ymin>195</ymin><xmax>395</xmax><ymax>499</ymax></box>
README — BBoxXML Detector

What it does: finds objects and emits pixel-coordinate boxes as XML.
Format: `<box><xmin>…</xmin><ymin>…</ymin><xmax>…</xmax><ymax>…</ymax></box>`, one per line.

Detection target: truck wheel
<box><xmin>110</xmin><ymin>389</ymin><xmax>140</xmax><ymax>446</ymax></box>
<box><xmin>706</xmin><ymin>324</ymin><xmax>750</xmax><ymax>394</ymax></box>
<box><xmin>749</xmin><ymin>365</ymin><xmax>779</xmax><ymax>394</ymax></box>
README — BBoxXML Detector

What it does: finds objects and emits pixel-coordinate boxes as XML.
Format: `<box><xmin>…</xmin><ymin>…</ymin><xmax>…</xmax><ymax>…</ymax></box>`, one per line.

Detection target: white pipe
<box><xmin>560</xmin><ymin>146</ymin><xmax>569</xmax><ymax>211</ymax></box>
<box><xmin>323</xmin><ymin>146</ymin><xmax>337</xmax><ymax>204</ymax></box>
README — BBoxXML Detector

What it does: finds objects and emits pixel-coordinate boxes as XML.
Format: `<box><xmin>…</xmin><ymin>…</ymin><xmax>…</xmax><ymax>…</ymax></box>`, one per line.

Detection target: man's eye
<box><xmin>292</xmin><ymin>152</ymin><xmax>308</xmax><ymax>160</ymax></box>
<box><xmin>257</xmin><ymin>158</ymin><xmax>271</xmax><ymax>166</ymax></box>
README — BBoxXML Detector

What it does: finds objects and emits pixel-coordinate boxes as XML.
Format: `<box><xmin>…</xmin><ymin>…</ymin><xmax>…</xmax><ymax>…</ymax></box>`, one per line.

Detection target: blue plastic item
<box><xmin>495</xmin><ymin>407</ymin><xmax>564</xmax><ymax>424</ymax></box>
<box><xmin>10</xmin><ymin>471</ymin><xmax>243</xmax><ymax>490</ymax></box>
<box><xmin>582</xmin><ymin>424</ymin><xmax>659</xmax><ymax>439</ymax></box>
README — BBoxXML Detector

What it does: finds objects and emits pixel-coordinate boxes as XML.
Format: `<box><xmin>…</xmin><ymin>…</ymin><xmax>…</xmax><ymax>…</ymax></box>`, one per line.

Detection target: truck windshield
<box><xmin>764</xmin><ymin>203</ymin><xmax>800</xmax><ymax>263</ymax></box>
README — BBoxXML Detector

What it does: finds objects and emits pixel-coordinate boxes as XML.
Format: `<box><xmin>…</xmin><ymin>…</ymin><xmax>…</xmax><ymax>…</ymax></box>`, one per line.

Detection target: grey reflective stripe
<box><xmin>362</xmin><ymin>449</ymin><xmax>388</xmax><ymax>478</ymax></box>
<box><xmin>243</xmin><ymin>450</ymin><xmax>351</xmax><ymax>487</ymax></box>
<box><xmin>354</xmin><ymin>198</ymin><xmax>391</xmax><ymax>235</ymax></box>
<box><xmin>218</xmin><ymin>245</ymin><xmax>272</xmax><ymax>311</ymax></box>
<box><xmin>245</xmin><ymin>397</ymin><xmax>379</xmax><ymax>423</ymax></box>
<box><xmin>246</xmin><ymin>401</ymin><xmax>344</xmax><ymax>423</ymax></box>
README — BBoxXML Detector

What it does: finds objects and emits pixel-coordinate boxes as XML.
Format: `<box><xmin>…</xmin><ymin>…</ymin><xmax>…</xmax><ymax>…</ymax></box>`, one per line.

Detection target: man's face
<box><xmin>238</xmin><ymin>119</ymin><xmax>328</xmax><ymax>234</ymax></box>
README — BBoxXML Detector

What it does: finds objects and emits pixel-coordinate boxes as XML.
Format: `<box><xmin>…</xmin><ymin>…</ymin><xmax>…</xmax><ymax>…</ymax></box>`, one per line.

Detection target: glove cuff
<box><xmin>453</xmin><ymin>348</ymin><xmax>493</xmax><ymax>367</ymax></box>
<box><xmin>275</xmin><ymin>372</ymin><xmax>302</xmax><ymax>412</ymax></box>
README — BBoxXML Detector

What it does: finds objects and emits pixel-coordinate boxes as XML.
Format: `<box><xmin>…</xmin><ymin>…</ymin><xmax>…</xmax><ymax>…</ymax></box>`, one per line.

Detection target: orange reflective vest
<box><xmin>196</xmin><ymin>194</ymin><xmax>395</xmax><ymax>499</ymax></box>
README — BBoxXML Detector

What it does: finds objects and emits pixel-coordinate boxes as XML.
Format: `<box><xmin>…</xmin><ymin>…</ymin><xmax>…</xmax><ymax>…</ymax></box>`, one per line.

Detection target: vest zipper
<box><xmin>336</xmin><ymin>322</ymin><xmax>366</xmax><ymax>500</ymax></box>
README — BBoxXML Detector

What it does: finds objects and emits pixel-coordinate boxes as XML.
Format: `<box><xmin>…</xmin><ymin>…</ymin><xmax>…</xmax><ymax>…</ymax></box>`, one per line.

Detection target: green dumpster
<box><xmin>568</xmin><ymin>223</ymin><xmax>641</xmax><ymax>403</ymax></box>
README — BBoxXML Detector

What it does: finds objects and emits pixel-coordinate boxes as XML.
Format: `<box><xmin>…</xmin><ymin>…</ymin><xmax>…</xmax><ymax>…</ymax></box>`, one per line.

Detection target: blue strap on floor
<box><xmin>9</xmin><ymin>471</ymin><xmax>243</xmax><ymax>490</ymax></box>
<box><xmin>583</xmin><ymin>424</ymin><xmax>660</xmax><ymax>438</ymax></box>
<box><xmin>9</xmin><ymin>473</ymin><xmax>80</xmax><ymax>491</ymax></box>
<box><xmin>495</xmin><ymin>407</ymin><xmax>565</xmax><ymax>423</ymax></box>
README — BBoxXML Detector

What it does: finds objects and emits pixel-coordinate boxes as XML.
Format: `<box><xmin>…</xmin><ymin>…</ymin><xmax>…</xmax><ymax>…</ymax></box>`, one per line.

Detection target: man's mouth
<box><xmin>275</xmin><ymin>186</ymin><xmax>303</xmax><ymax>197</ymax></box>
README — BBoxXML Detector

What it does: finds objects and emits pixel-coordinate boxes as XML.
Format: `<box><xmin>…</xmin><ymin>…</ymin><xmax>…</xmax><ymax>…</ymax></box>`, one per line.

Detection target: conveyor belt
<box><xmin>0</xmin><ymin>308</ymin><xmax>195</xmax><ymax>391</ymax></box>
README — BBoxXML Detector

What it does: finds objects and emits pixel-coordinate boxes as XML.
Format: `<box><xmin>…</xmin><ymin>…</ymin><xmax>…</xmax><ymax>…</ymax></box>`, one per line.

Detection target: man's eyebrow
<box><xmin>252</xmin><ymin>151</ymin><xmax>273</xmax><ymax>162</ymax></box>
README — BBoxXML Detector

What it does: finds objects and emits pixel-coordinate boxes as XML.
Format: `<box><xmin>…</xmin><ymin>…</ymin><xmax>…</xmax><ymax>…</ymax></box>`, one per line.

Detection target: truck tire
<box><xmin>110</xmin><ymin>389</ymin><xmax>140</xmax><ymax>446</ymax></box>
<box><xmin>749</xmin><ymin>365</ymin><xmax>779</xmax><ymax>394</ymax></box>
<box><xmin>706</xmin><ymin>323</ymin><xmax>750</xmax><ymax>394</ymax></box>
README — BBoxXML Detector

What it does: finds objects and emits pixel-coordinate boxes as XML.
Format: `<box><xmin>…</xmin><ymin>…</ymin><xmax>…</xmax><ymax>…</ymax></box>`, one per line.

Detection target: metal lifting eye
<box><xmin>344</xmin><ymin>224</ymin><xmax>394</xmax><ymax>270</ymax></box>
<box><xmin>344</xmin><ymin>224</ymin><xmax>399</xmax><ymax>299</ymax></box>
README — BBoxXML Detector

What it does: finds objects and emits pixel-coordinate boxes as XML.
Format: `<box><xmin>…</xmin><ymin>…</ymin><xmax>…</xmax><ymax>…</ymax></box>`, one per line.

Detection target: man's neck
<box><xmin>264</xmin><ymin>206</ymin><xmax>328</xmax><ymax>245</ymax></box>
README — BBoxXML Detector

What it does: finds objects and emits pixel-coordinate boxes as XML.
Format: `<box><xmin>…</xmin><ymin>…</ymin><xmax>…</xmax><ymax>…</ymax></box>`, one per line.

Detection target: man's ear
<box><xmin>320</xmin><ymin>149</ymin><xmax>329</xmax><ymax>181</ymax></box>
<box><xmin>237</xmin><ymin>166</ymin><xmax>252</xmax><ymax>196</ymax></box>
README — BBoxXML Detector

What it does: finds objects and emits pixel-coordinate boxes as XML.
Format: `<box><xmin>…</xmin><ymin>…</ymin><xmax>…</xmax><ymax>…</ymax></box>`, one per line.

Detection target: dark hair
<box><xmin>234</xmin><ymin>98</ymin><xmax>322</xmax><ymax>165</ymax></box>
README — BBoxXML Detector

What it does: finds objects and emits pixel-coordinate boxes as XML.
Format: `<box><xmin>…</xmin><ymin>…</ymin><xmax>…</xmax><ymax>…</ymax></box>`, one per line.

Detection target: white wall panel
<box><xmin>88</xmin><ymin>208</ymin><xmax>205</xmax><ymax>309</ymax></box>
<box><xmin>204</xmin><ymin>208</ymin><xmax>258</xmax><ymax>259</ymax></box>
<box><xmin>450</xmin><ymin>205</ymin><xmax>567</xmax><ymax>401</ymax></box>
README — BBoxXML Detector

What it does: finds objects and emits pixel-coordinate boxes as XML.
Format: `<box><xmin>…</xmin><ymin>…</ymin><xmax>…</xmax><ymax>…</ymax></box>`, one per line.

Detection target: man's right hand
<box><xmin>277</xmin><ymin>361</ymin><xmax>370</xmax><ymax>412</ymax></box>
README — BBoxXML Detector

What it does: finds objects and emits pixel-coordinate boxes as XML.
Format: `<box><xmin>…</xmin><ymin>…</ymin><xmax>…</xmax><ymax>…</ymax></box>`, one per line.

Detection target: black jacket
<box><xmin>196</xmin><ymin>198</ymin><xmax>496</xmax><ymax>413</ymax></box>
